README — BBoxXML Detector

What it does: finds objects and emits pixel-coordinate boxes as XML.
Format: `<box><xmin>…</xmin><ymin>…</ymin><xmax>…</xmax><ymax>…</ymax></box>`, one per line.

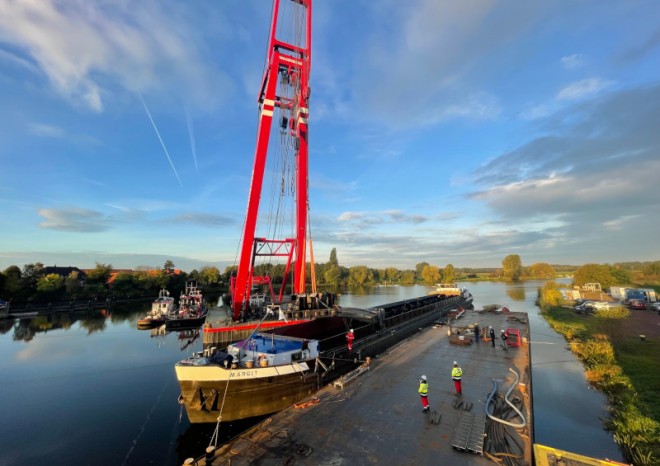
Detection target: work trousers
<box><xmin>453</xmin><ymin>379</ymin><xmax>462</xmax><ymax>394</ymax></box>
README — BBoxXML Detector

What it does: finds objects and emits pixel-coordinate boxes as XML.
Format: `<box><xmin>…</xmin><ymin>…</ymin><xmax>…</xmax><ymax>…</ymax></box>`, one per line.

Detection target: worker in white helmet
<box><xmin>418</xmin><ymin>375</ymin><xmax>429</xmax><ymax>413</ymax></box>
<box><xmin>452</xmin><ymin>362</ymin><xmax>463</xmax><ymax>396</ymax></box>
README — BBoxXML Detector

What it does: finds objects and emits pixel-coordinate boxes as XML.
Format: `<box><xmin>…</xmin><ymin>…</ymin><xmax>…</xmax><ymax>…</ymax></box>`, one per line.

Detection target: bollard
<box><xmin>205</xmin><ymin>446</ymin><xmax>215</xmax><ymax>463</ymax></box>
<box><xmin>183</xmin><ymin>458</ymin><xmax>197</xmax><ymax>466</ymax></box>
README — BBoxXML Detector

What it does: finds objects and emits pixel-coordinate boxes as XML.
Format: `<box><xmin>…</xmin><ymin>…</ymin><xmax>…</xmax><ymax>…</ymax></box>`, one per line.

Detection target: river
<box><xmin>0</xmin><ymin>280</ymin><xmax>623</xmax><ymax>465</ymax></box>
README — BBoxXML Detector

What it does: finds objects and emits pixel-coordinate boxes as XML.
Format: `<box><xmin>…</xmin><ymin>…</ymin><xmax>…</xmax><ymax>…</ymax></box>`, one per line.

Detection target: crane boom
<box><xmin>231</xmin><ymin>0</ymin><xmax>313</xmax><ymax>321</ymax></box>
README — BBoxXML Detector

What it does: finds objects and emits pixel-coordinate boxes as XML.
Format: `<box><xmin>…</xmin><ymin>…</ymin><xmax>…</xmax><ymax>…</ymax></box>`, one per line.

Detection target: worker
<box><xmin>489</xmin><ymin>326</ymin><xmax>496</xmax><ymax>347</ymax></box>
<box><xmin>451</xmin><ymin>361</ymin><xmax>463</xmax><ymax>395</ymax></box>
<box><xmin>418</xmin><ymin>375</ymin><xmax>429</xmax><ymax>412</ymax></box>
<box><xmin>501</xmin><ymin>329</ymin><xmax>508</xmax><ymax>351</ymax></box>
<box><xmin>474</xmin><ymin>323</ymin><xmax>480</xmax><ymax>343</ymax></box>
<box><xmin>346</xmin><ymin>328</ymin><xmax>355</xmax><ymax>352</ymax></box>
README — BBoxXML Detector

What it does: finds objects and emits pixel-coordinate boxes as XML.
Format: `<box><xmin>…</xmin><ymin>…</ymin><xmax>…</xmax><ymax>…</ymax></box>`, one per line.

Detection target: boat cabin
<box><xmin>227</xmin><ymin>333</ymin><xmax>318</xmax><ymax>367</ymax></box>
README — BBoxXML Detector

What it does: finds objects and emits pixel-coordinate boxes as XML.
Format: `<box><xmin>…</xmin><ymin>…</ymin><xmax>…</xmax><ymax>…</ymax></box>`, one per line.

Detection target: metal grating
<box><xmin>451</xmin><ymin>410</ymin><xmax>485</xmax><ymax>454</ymax></box>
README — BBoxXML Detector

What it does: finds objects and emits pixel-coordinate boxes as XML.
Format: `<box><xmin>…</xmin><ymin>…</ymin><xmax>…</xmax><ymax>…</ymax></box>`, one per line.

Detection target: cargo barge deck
<box><xmin>193</xmin><ymin>307</ymin><xmax>534</xmax><ymax>465</ymax></box>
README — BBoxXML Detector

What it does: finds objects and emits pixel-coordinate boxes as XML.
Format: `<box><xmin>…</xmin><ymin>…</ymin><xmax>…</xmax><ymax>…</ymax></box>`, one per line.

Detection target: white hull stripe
<box><xmin>175</xmin><ymin>362</ymin><xmax>309</xmax><ymax>382</ymax></box>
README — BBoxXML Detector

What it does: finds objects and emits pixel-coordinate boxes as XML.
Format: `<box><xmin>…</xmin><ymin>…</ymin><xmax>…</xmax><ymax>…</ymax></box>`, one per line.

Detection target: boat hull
<box><xmin>137</xmin><ymin>317</ymin><xmax>166</xmax><ymax>328</ymax></box>
<box><xmin>175</xmin><ymin>363</ymin><xmax>319</xmax><ymax>423</ymax></box>
<box><xmin>165</xmin><ymin>310</ymin><xmax>208</xmax><ymax>330</ymax></box>
<box><xmin>165</xmin><ymin>314</ymin><xmax>207</xmax><ymax>330</ymax></box>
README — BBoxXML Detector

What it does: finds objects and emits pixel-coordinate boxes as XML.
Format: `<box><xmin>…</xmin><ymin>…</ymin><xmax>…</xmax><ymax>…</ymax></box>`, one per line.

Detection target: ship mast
<box><xmin>230</xmin><ymin>0</ymin><xmax>313</xmax><ymax>321</ymax></box>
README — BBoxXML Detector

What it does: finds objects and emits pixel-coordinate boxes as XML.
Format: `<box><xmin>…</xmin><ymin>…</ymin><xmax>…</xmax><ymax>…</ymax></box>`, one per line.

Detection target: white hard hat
<box><xmin>453</xmin><ymin>361</ymin><xmax>458</xmax><ymax>365</ymax></box>
<box><xmin>349</xmin><ymin>329</ymin><xmax>354</xmax><ymax>332</ymax></box>
<box><xmin>501</xmin><ymin>329</ymin><xmax>505</xmax><ymax>333</ymax></box>
<box><xmin>421</xmin><ymin>375</ymin><xmax>427</xmax><ymax>381</ymax></box>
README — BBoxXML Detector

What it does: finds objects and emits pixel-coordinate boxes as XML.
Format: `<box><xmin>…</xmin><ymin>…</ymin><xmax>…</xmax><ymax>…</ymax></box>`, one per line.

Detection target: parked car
<box><xmin>628</xmin><ymin>299</ymin><xmax>647</xmax><ymax>310</ymax></box>
<box><xmin>575</xmin><ymin>301</ymin><xmax>595</xmax><ymax>314</ymax></box>
<box><xmin>650</xmin><ymin>301</ymin><xmax>660</xmax><ymax>313</ymax></box>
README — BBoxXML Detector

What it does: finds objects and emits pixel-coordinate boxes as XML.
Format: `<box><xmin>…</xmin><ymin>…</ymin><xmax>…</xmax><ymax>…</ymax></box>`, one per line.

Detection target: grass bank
<box><xmin>541</xmin><ymin>305</ymin><xmax>659</xmax><ymax>466</ymax></box>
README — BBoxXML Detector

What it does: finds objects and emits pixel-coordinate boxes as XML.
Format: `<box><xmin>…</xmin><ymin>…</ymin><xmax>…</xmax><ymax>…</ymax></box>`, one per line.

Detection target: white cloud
<box><xmin>603</xmin><ymin>215</ymin><xmax>640</xmax><ymax>231</ymax></box>
<box><xmin>428</xmin><ymin>93</ymin><xmax>502</xmax><ymax>124</ymax></box>
<box><xmin>29</xmin><ymin>123</ymin><xmax>65</xmax><ymax>138</ymax></box>
<box><xmin>0</xmin><ymin>0</ymin><xmax>231</xmax><ymax>112</ymax></box>
<box><xmin>557</xmin><ymin>77</ymin><xmax>614</xmax><ymax>101</ymax></box>
<box><xmin>560</xmin><ymin>54</ymin><xmax>585</xmax><ymax>70</ymax></box>
<box><xmin>38</xmin><ymin>207</ymin><xmax>111</xmax><ymax>233</ymax></box>
<box><xmin>520</xmin><ymin>103</ymin><xmax>556</xmax><ymax>120</ymax></box>
<box><xmin>338</xmin><ymin>212</ymin><xmax>364</xmax><ymax>222</ymax></box>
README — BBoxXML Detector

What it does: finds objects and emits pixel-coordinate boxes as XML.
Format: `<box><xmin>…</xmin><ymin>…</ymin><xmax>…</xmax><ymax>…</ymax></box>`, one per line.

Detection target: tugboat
<box><xmin>164</xmin><ymin>281</ymin><xmax>208</xmax><ymax>330</ymax></box>
<box><xmin>137</xmin><ymin>289</ymin><xmax>175</xmax><ymax>329</ymax></box>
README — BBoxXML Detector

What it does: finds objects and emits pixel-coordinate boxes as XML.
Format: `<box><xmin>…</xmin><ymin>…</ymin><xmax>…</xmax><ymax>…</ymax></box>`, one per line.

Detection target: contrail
<box><xmin>184</xmin><ymin>105</ymin><xmax>199</xmax><ymax>171</ymax></box>
<box><xmin>139</xmin><ymin>94</ymin><xmax>183</xmax><ymax>187</ymax></box>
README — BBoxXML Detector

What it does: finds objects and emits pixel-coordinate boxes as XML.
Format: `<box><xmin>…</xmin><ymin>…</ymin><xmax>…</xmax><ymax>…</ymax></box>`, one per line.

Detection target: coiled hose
<box><xmin>484</xmin><ymin>368</ymin><xmax>527</xmax><ymax>466</ymax></box>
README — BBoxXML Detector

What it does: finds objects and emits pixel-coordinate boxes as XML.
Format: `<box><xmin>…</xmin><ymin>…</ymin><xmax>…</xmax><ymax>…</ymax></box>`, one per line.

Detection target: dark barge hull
<box><xmin>176</xmin><ymin>294</ymin><xmax>467</xmax><ymax>423</ymax></box>
<box><xmin>165</xmin><ymin>312</ymin><xmax>208</xmax><ymax>330</ymax></box>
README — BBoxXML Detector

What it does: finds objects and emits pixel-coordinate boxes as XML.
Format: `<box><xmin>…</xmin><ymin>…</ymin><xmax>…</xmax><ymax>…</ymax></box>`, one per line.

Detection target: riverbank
<box><xmin>541</xmin><ymin>305</ymin><xmax>659</xmax><ymax>466</ymax></box>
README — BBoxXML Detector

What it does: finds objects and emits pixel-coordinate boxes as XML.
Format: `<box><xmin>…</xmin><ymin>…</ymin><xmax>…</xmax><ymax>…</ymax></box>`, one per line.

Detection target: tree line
<box><xmin>2</xmin><ymin>251</ymin><xmax>658</xmax><ymax>303</ymax></box>
<box><xmin>0</xmin><ymin>261</ymin><xmax>226</xmax><ymax>304</ymax></box>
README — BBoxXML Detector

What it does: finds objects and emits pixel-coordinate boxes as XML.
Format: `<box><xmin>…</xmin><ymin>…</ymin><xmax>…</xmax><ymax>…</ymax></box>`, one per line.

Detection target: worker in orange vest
<box><xmin>346</xmin><ymin>328</ymin><xmax>355</xmax><ymax>352</ymax></box>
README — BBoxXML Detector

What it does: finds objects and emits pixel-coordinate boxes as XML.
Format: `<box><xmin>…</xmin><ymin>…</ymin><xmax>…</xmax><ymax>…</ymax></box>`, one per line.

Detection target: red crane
<box><xmin>230</xmin><ymin>0</ymin><xmax>313</xmax><ymax>321</ymax></box>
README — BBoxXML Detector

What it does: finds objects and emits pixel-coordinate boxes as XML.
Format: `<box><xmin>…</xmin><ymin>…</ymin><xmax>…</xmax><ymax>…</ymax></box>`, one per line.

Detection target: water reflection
<box><xmin>149</xmin><ymin>325</ymin><xmax>200</xmax><ymax>351</ymax></box>
<box><xmin>506</xmin><ymin>287</ymin><xmax>526</xmax><ymax>301</ymax></box>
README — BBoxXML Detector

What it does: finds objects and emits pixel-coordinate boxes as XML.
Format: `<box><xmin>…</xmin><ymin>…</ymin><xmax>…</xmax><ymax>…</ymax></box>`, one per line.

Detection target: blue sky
<box><xmin>1</xmin><ymin>0</ymin><xmax>659</xmax><ymax>273</ymax></box>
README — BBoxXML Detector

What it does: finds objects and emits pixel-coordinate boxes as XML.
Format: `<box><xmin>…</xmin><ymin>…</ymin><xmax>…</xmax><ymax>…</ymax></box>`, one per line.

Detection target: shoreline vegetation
<box><xmin>539</xmin><ymin>283</ymin><xmax>659</xmax><ymax>466</ymax></box>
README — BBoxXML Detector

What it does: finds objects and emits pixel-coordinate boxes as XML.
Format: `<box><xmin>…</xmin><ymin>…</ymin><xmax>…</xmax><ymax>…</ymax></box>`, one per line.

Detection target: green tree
<box><xmin>324</xmin><ymin>265</ymin><xmax>342</xmax><ymax>288</ymax></box>
<box><xmin>502</xmin><ymin>255</ymin><xmax>523</xmax><ymax>281</ymax></box>
<box><xmin>199</xmin><ymin>266</ymin><xmax>221</xmax><ymax>285</ymax></box>
<box><xmin>383</xmin><ymin>267</ymin><xmax>399</xmax><ymax>284</ymax></box>
<box><xmin>65</xmin><ymin>271</ymin><xmax>82</xmax><ymax>295</ymax></box>
<box><xmin>110</xmin><ymin>272</ymin><xmax>135</xmax><ymax>295</ymax></box>
<box><xmin>610</xmin><ymin>266</ymin><xmax>631</xmax><ymax>285</ymax></box>
<box><xmin>2</xmin><ymin>265</ymin><xmax>22</xmax><ymax>297</ymax></box>
<box><xmin>87</xmin><ymin>263</ymin><xmax>113</xmax><ymax>285</ymax></box>
<box><xmin>348</xmin><ymin>266</ymin><xmax>374</xmax><ymax>286</ymax></box>
<box><xmin>642</xmin><ymin>261</ymin><xmax>660</xmax><ymax>276</ymax></box>
<box><xmin>134</xmin><ymin>270</ymin><xmax>164</xmax><ymax>292</ymax></box>
<box><xmin>573</xmin><ymin>264</ymin><xmax>616</xmax><ymax>289</ymax></box>
<box><xmin>329</xmin><ymin>248</ymin><xmax>338</xmax><ymax>267</ymax></box>
<box><xmin>37</xmin><ymin>274</ymin><xmax>64</xmax><ymax>293</ymax></box>
<box><xmin>164</xmin><ymin>260</ymin><xmax>175</xmax><ymax>272</ymax></box>
<box><xmin>21</xmin><ymin>262</ymin><xmax>44</xmax><ymax>296</ymax></box>
<box><xmin>539</xmin><ymin>281</ymin><xmax>564</xmax><ymax>308</ymax></box>
<box><xmin>189</xmin><ymin>269</ymin><xmax>201</xmax><ymax>282</ymax></box>
<box><xmin>527</xmin><ymin>263</ymin><xmax>556</xmax><ymax>279</ymax></box>
<box><xmin>415</xmin><ymin>262</ymin><xmax>429</xmax><ymax>281</ymax></box>
<box><xmin>442</xmin><ymin>264</ymin><xmax>456</xmax><ymax>283</ymax></box>
<box><xmin>421</xmin><ymin>265</ymin><xmax>441</xmax><ymax>285</ymax></box>
<box><xmin>400</xmin><ymin>270</ymin><xmax>416</xmax><ymax>285</ymax></box>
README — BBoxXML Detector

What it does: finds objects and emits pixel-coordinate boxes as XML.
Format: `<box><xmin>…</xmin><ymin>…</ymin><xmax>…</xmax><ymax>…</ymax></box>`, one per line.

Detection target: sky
<box><xmin>1</xmin><ymin>0</ymin><xmax>659</xmax><ymax>273</ymax></box>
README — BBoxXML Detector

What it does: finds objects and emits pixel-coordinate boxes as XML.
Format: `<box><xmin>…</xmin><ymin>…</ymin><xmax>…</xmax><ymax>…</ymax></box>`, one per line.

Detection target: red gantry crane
<box><xmin>230</xmin><ymin>0</ymin><xmax>313</xmax><ymax>321</ymax></box>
